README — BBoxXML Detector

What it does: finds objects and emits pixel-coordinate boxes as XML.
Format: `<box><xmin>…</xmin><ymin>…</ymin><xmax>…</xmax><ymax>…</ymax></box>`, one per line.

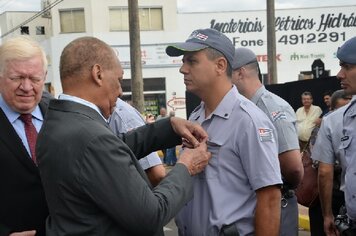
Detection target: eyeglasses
<box><xmin>7</xmin><ymin>75</ymin><xmax>45</xmax><ymax>85</ymax></box>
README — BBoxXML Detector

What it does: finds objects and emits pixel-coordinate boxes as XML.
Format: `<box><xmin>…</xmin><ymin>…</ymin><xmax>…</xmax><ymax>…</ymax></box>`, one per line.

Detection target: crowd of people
<box><xmin>0</xmin><ymin>28</ymin><xmax>355</xmax><ymax>236</ymax></box>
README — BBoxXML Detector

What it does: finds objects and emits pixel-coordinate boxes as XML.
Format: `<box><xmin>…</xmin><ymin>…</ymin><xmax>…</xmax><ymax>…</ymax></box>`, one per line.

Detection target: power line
<box><xmin>1</xmin><ymin>0</ymin><xmax>64</xmax><ymax>38</ymax></box>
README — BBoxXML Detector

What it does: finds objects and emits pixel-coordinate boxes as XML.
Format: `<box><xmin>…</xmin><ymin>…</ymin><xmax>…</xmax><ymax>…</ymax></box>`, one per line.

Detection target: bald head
<box><xmin>59</xmin><ymin>37</ymin><xmax>123</xmax><ymax>118</ymax></box>
<box><xmin>60</xmin><ymin>37</ymin><xmax>117</xmax><ymax>82</ymax></box>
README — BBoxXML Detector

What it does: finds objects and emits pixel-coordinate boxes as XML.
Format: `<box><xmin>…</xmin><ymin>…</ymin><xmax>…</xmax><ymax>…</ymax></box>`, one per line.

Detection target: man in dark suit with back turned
<box><xmin>0</xmin><ymin>36</ymin><xmax>50</xmax><ymax>236</ymax></box>
<box><xmin>36</xmin><ymin>36</ymin><xmax>211</xmax><ymax>236</ymax></box>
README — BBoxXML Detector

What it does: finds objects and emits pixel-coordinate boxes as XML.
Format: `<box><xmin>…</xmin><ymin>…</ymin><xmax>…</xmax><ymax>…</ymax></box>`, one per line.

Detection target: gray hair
<box><xmin>301</xmin><ymin>91</ymin><xmax>313</xmax><ymax>99</ymax></box>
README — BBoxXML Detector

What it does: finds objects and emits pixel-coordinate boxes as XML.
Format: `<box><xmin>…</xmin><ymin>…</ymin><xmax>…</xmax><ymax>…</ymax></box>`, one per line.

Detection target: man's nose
<box><xmin>19</xmin><ymin>78</ymin><xmax>34</xmax><ymax>91</ymax></box>
<box><xmin>179</xmin><ymin>63</ymin><xmax>188</xmax><ymax>74</ymax></box>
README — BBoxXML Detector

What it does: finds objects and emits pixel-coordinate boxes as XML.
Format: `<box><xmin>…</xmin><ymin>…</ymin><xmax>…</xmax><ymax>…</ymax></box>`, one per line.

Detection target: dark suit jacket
<box><xmin>37</xmin><ymin>100</ymin><xmax>193</xmax><ymax>236</ymax></box>
<box><xmin>0</xmin><ymin>96</ymin><xmax>51</xmax><ymax>236</ymax></box>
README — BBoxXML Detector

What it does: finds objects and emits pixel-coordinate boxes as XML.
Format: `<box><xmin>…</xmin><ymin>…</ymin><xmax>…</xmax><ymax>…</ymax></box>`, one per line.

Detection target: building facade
<box><xmin>1</xmin><ymin>0</ymin><xmax>355</xmax><ymax>117</ymax></box>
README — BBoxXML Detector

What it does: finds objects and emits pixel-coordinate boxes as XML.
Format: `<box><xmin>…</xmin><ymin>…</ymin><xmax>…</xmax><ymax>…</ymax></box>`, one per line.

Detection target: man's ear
<box><xmin>216</xmin><ymin>57</ymin><xmax>228</xmax><ymax>75</ymax></box>
<box><xmin>91</xmin><ymin>64</ymin><xmax>103</xmax><ymax>86</ymax></box>
<box><xmin>238</xmin><ymin>67</ymin><xmax>246</xmax><ymax>78</ymax></box>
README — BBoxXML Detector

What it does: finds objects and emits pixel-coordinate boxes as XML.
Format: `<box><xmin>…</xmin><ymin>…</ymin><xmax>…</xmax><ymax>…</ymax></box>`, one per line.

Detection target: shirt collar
<box><xmin>251</xmin><ymin>85</ymin><xmax>266</xmax><ymax>104</ymax></box>
<box><xmin>0</xmin><ymin>94</ymin><xmax>43</xmax><ymax>123</ymax></box>
<box><xmin>58</xmin><ymin>93</ymin><xmax>108</xmax><ymax>122</ymax></box>
<box><xmin>191</xmin><ymin>85</ymin><xmax>239</xmax><ymax>121</ymax></box>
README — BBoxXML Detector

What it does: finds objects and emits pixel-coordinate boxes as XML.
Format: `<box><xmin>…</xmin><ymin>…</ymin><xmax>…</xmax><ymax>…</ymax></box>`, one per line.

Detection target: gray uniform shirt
<box><xmin>251</xmin><ymin>86</ymin><xmax>300</xmax><ymax>154</ymax></box>
<box><xmin>108</xmin><ymin>98</ymin><xmax>162</xmax><ymax>170</ymax></box>
<box><xmin>175</xmin><ymin>86</ymin><xmax>282</xmax><ymax>236</ymax></box>
<box><xmin>312</xmin><ymin>105</ymin><xmax>349</xmax><ymax>191</ymax></box>
<box><xmin>341</xmin><ymin>97</ymin><xmax>356</xmax><ymax>220</ymax></box>
<box><xmin>251</xmin><ymin>86</ymin><xmax>300</xmax><ymax>236</ymax></box>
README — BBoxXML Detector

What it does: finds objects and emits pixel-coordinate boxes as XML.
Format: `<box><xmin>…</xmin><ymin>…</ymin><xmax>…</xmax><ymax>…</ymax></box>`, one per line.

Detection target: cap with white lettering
<box><xmin>166</xmin><ymin>28</ymin><xmax>235</xmax><ymax>67</ymax></box>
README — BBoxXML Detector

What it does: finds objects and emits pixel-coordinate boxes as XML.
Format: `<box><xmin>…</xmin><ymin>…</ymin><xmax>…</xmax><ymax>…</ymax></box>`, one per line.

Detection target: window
<box><xmin>109</xmin><ymin>7</ymin><xmax>163</xmax><ymax>31</ymax></box>
<box><xmin>36</xmin><ymin>26</ymin><xmax>45</xmax><ymax>35</ymax></box>
<box><xmin>139</xmin><ymin>8</ymin><xmax>162</xmax><ymax>30</ymax></box>
<box><xmin>20</xmin><ymin>26</ymin><xmax>29</xmax><ymax>35</ymax></box>
<box><xmin>109</xmin><ymin>7</ymin><xmax>129</xmax><ymax>31</ymax></box>
<box><xmin>59</xmin><ymin>9</ymin><xmax>85</xmax><ymax>33</ymax></box>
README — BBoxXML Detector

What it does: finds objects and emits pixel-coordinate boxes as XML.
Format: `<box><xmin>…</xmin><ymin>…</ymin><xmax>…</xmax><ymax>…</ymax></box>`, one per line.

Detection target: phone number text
<box><xmin>278</xmin><ymin>32</ymin><xmax>346</xmax><ymax>45</ymax></box>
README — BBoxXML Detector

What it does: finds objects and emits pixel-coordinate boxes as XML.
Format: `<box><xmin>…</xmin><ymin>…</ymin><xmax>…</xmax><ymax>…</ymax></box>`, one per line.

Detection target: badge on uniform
<box><xmin>341</xmin><ymin>135</ymin><xmax>349</xmax><ymax>141</ymax></box>
<box><xmin>258</xmin><ymin>128</ymin><xmax>274</xmax><ymax>142</ymax></box>
<box><xmin>270</xmin><ymin>111</ymin><xmax>286</xmax><ymax>122</ymax></box>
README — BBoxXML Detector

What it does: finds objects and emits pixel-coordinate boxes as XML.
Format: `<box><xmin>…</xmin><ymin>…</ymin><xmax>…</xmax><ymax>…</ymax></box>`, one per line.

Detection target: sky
<box><xmin>0</xmin><ymin>0</ymin><xmax>353</xmax><ymax>14</ymax></box>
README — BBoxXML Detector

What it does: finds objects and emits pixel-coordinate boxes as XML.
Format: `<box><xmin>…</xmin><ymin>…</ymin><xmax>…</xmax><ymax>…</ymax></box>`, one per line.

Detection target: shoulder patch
<box><xmin>258</xmin><ymin>128</ymin><xmax>274</xmax><ymax>142</ymax></box>
<box><xmin>270</xmin><ymin>111</ymin><xmax>286</xmax><ymax>122</ymax></box>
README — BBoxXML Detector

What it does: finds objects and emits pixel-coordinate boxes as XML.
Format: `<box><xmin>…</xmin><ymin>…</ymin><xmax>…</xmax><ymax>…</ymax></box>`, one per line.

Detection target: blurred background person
<box><xmin>109</xmin><ymin>98</ymin><xmax>165</xmax><ymax>186</ymax></box>
<box><xmin>311</xmin><ymin>89</ymin><xmax>352</xmax><ymax>236</ymax></box>
<box><xmin>296</xmin><ymin>91</ymin><xmax>322</xmax><ymax>150</ymax></box>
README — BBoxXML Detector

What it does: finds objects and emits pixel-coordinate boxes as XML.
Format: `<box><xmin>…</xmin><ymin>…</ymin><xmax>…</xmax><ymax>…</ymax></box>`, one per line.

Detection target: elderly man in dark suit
<box><xmin>36</xmin><ymin>36</ymin><xmax>211</xmax><ymax>236</ymax></box>
<box><xmin>0</xmin><ymin>37</ymin><xmax>50</xmax><ymax>236</ymax></box>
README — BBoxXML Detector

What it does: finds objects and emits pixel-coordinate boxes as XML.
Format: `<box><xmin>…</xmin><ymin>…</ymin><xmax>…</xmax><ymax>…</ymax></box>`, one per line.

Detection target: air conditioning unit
<box><xmin>41</xmin><ymin>0</ymin><xmax>51</xmax><ymax>18</ymax></box>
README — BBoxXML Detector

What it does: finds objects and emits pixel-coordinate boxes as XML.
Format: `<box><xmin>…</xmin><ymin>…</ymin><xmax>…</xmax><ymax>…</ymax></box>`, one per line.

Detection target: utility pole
<box><xmin>128</xmin><ymin>0</ymin><xmax>144</xmax><ymax>113</ymax></box>
<box><xmin>266</xmin><ymin>0</ymin><xmax>278</xmax><ymax>84</ymax></box>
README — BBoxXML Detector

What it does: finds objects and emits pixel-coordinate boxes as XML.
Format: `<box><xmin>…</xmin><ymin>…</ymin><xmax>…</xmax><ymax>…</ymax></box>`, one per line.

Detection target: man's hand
<box><xmin>178</xmin><ymin>140</ymin><xmax>211</xmax><ymax>175</ymax></box>
<box><xmin>170</xmin><ymin>117</ymin><xmax>208</xmax><ymax>148</ymax></box>
<box><xmin>324</xmin><ymin>215</ymin><xmax>340</xmax><ymax>236</ymax></box>
<box><xmin>10</xmin><ymin>230</ymin><xmax>36</xmax><ymax>236</ymax></box>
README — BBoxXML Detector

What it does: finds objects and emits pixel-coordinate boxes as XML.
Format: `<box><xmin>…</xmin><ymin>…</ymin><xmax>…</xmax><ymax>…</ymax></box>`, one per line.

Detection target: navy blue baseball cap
<box><xmin>337</xmin><ymin>36</ymin><xmax>356</xmax><ymax>64</ymax></box>
<box><xmin>166</xmin><ymin>28</ymin><xmax>235</xmax><ymax>66</ymax></box>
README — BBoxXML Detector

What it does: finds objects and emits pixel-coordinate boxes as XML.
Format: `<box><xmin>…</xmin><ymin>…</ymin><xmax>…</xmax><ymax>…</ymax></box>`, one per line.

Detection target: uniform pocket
<box><xmin>340</xmin><ymin>135</ymin><xmax>352</xmax><ymax>150</ymax></box>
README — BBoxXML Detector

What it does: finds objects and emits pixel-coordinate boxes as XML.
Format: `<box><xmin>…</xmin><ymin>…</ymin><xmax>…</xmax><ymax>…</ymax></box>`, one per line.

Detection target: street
<box><xmin>163</xmin><ymin>220</ymin><xmax>311</xmax><ymax>236</ymax></box>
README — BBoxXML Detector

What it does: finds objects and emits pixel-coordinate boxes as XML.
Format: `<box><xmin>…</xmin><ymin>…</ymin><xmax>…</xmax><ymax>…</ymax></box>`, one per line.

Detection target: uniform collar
<box><xmin>251</xmin><ymin>85</ymin><xmax>266</xmax><ymax>104</ymax></box>
<box><xmin>191</xmin><ymin>85</ymin><xmax>239</xmax><ymax>121</ymax></box>
<box><xmin>345</xmin><ymin>95</ymin><xmax>356</xmax><ymax>117</ymax></box>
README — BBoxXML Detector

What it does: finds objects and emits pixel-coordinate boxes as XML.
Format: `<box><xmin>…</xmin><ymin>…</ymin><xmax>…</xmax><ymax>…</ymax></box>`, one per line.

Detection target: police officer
<box><xmin>337</xmin><ymin>36</ymin><xmax>356</xmax><ymax>231</ymax></box>
<box><xmin>166</xmin><ymin>28</ymin><xmax>282</xmax><ymax>236</ymax></box>
<box><xmin>312</xmin><ymin>89</ymin><xmax>351</xmax><ymax>236</ymax></box>
<box><xmin>232</xmin><ymin>47</ymin><xmax>304</xmax><ymax>236</ymax></box>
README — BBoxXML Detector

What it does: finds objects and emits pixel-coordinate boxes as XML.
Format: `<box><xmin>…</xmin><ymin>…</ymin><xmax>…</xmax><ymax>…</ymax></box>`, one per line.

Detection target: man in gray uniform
<box><xmin>166</xmin><ymin>28</ymin><xmax>282</xmax><ymax>236</ymax></box>
<box><xmin>232</xmin><ymin>47</ymin><xmax>303</xmax><ymax>236</ymax></box>
<box><xmin>337</xmin><ymin>36</ymin><xmax>356</xmax><ymax>231</ymax></box>
<box><xmin>109</xmin><ymin>98</ymin><xmax>165</xmax><ymax>186</ymax></box>
<box><xmin>312</xmin><ymin>90</ymin><xmax>351</xmax><ymax>235</ymax></box>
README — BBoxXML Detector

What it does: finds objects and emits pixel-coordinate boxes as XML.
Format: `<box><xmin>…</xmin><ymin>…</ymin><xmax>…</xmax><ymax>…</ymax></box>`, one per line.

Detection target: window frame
<box><xmin>109</xmin><ymin>6</ymin><xmax>163</xmax><ymax>31</ymax></box>
<box><xmin>59</xmin><ymin>8</ymin><xmax>86</xmax><ymax>33</ymax></box>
